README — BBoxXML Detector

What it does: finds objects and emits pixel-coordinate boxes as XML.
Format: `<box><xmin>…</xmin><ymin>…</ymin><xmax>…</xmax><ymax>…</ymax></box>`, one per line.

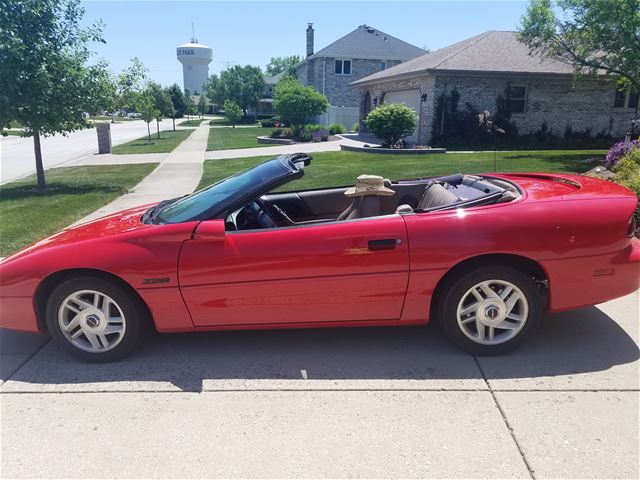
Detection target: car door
<box><xmin>178</xmin><ymin>215</ymin><xmax>410</xmax><ymax>326</ymax></box>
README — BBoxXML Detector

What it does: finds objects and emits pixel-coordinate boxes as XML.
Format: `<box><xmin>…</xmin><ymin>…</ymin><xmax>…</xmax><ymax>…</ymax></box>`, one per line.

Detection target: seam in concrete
<box><xmin>1</xmin><ymin>337</ymin><xmax>50</xmax><ymax>384</ymax></box>
<box><xmin>474</xmin><ymin>355</ymin><xmax>537</xmax><ymax>480</ymax></box>
<box><xmin>2</xmin><ymin>388</ymin><xmax>638</xmax><ymax>395</ymax></box>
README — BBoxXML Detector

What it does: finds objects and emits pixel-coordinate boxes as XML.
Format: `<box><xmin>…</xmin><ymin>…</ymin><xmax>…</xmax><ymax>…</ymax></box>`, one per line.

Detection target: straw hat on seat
<box><xmin>344</xmin><ymin>175</ymin><xmax>395</xmax><ymax>197</ymax></box>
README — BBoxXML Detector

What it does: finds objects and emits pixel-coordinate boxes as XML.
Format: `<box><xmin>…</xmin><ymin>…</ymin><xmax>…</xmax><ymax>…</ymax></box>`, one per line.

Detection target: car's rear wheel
<box><xmin>438</xmin><ymin>266</ymin><xmax>542</xmax><ymax>355</ymax></box>
<box><xmin>45</xmin><ymin>277</ymin><xmax>148</xmax><ymax>362</ymax></box>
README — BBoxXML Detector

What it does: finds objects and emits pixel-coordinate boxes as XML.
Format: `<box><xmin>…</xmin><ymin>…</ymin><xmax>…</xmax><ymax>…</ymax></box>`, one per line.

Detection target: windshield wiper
<box><xmin>142</xmin><ymin>197</ymin><xmax>182</xmax><ymax>224</ymax></box>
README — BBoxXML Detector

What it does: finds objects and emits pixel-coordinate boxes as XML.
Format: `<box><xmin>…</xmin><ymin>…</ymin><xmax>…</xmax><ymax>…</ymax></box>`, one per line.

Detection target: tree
<box><xmin>197</xmin><ymin>95</ymin><xmax>207</xmax><ymax>118</ymax></box>
<box><xmin>265</xmin><ymin>55</ymin><xmax>301</xmax><ymax>77</ymax></box>
<box><xmin>148</xmin><ymin>82</ymin><xmax>173</xmax><ymax>138</ymax></box>
<box><xmin>184</xmin><ymin>91</ymin><xmax>196</xmax><ymax>120</ymax></box>
<box><xmin>273</xmin><ymin>78</ymin><xmax>328</xmax><ymax>136</ymax></box>
<box><xmin>518</xmin><ymin>0</ymin><xmax>640</xmax><ymax>92</ymax></box>
<box><xmin>115</xmin><ymin>57</ymin><xmax>147</xmax><ymax>115</ymax></box>
<box><xmin>204</xmin><ymin>74</ymin><xmax>224</xmax><ymax>109</ymax></box>
<box><xmin>137</xmin><ymin>90</ymin><xmax>159</xmax><ymax>144</ymax></box>
<box><xmin>0</xmin><ymin>0</ymin><xmax>110</xmax><ymax>188</ymax></box>
<box><xmin>365</xmin><ymin>103</ymin><xmax>417</xmax><ymax>146</ymax></box>
<box><xmin>223</xmin><ymin>99</ymin><xmax>243</xmax><ymax>128</ymax></box>
<box><xmin>205</xmin><ymin>65</ymin><xmax>265</xmax><ymax>116</ymax></box>
<box><xmin>167</xmin><ymin>83</ymin><xmax>187</xmax><ymax>120</ymax></box>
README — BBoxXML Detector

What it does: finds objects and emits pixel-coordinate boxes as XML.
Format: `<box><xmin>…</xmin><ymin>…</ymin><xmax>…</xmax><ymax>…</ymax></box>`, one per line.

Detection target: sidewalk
<box><xmin>76</xmin><ymin>122</ymin><xmax>209</xmax><ymax>224</ymax></box>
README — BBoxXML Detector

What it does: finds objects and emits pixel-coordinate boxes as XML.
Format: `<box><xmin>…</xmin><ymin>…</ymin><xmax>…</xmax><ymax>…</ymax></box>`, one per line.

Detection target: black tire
<box><xmin>438</xmin><ymin>266</ymin><xmax>542</xmax><ymax>355</ymax></box>
<box><xmin>45</xmin><ymin>276</ymin><xmax>148</xmax><ymax>362</ymax></box>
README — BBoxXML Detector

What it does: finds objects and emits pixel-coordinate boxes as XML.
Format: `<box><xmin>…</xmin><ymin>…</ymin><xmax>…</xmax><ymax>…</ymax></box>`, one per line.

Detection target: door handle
<box><xmin>368</xmin><ymin>239</ymin><xmax>398</xmax><ymax>251</ymax></box>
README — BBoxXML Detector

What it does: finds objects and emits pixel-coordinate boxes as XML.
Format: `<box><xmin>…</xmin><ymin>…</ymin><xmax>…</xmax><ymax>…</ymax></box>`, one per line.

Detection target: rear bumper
<box><xmin>547</xmin><ymin>238</ymin><xmax>640</xmax><ymax>312</ymax></box>
<box><xmin>0</xmin><ymin>297</ymin><xmax>42</xmax><ymax>333</ymax></box>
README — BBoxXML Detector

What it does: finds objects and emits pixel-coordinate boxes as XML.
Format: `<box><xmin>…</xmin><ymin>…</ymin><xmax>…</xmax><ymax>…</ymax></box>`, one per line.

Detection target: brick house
<box><xmin>296</xmin><ymin>24</ymin><xmax>424</xmax><ymax>125</ymax></box>
<box><xmin>351</xmin><ymin>31</ymin><xmax>638</xmax><ymax>144</ymax></box>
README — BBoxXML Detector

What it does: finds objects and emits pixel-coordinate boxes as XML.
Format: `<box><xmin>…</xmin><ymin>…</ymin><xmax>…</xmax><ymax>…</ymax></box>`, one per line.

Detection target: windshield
<box><xmin>153</xmin><ymin>160</ymin><xmax>291</xmax><ymax>224</ymax></box>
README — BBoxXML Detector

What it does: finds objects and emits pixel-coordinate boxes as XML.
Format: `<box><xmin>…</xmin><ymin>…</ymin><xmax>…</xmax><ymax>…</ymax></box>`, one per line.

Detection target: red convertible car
<box><xmin>1</xmin><ymin>153</ymin><xmax>638</xmax><ymax>361</ymax></box>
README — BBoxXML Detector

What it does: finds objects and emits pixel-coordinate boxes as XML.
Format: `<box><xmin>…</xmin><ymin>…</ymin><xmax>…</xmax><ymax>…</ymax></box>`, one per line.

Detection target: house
<box><xmin>296</xmin><ymin>23</ymin><xmax>425</xmax><ymax>126</ymax></box>
<box><xmin>351</xmin><ymin>31</ymin><xmax>638</xmax><ymax>144</ymax></box>
<box><xmin>257</xmin><ymin>71</ymin><xmax>284</xmax><ymax>115</ymax></box>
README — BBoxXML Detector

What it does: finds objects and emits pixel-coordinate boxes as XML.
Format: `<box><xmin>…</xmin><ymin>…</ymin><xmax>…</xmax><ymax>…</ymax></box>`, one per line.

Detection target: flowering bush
<box><xmin>605</xmin><ymin>139</ymin><xmax>640</xmax><ymax>168</ymax></box>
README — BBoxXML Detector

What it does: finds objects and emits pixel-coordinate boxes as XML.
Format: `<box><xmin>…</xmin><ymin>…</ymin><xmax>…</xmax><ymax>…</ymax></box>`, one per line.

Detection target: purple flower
<box><xmin>605</xmin><ymin>140</ymin><xmax>640</xmax><ymax>168</ymax></box>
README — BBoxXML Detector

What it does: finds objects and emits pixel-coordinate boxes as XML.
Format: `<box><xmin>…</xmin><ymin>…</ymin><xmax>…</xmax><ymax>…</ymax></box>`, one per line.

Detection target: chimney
<box><xmin>306</xmin><ymin>23</ymin><xmax>314</xmax><ymax>57</ymax></box>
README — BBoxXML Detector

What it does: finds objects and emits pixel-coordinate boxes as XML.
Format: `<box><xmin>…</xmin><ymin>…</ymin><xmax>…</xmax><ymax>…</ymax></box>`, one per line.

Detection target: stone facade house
<box><xmin>351</xmin><ymin>31</ymin><xmax>638</xmax><ymax>144</ymax></box>
<box><xmin>296</xmin><ymin>24</ymin><xmax>424</xmax><ymax>125</ymax></box>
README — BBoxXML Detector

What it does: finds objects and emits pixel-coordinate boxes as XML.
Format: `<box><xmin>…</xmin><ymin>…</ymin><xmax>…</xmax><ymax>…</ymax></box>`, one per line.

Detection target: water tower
<box><xmin>176</xmin><ymin>28</ymin><xmax>212</xmax><ymax>95</ymax></box>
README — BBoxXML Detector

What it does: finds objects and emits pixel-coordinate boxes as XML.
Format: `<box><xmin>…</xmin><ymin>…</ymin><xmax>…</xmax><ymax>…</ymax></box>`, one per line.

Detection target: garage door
<box><xmin>383</xmin><ymin>89</ymin><xmax>421</xmax><ymax>143</ymax></box>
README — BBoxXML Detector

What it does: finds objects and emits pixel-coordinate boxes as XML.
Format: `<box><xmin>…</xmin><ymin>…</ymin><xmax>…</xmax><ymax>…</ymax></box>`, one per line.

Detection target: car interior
<box><xmin>226</xmin><ymin>173</ymin><xmax>521</xmax><ymax>231</ymax></box>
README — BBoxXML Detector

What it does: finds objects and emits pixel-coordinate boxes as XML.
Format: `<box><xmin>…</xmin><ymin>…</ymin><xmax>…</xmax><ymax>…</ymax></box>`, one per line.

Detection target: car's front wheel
<box><xmin>438</xmin><ymin>266</ymin><xmax>542</xmax><ymax>355</ymax></box>
<box><xmin>45</xmin><ymin>276</ymin><xmax>148</xmax><ymax>362</ymax></box>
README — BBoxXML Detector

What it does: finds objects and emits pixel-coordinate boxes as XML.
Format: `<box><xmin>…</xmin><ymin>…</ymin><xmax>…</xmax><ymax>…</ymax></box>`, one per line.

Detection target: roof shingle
<box><xmin>304</xmin><ymin>25</ymin><xmax>425</xmax><ymax>62</ymax></box>
<box><xmin>351</xmin><ymin>31</ymin><xmax>574</xmax><ymax>85</ymax></box>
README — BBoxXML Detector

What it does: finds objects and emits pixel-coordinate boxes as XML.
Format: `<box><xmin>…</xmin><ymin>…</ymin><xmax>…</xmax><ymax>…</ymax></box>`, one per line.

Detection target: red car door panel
<box><xmin>178</xmin><ymin>215</ymin><xmax>409</xmax><ymax>326</ymax></box>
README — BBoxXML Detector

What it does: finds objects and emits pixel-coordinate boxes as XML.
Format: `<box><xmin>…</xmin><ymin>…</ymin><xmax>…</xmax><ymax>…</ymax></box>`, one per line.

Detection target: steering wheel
<box><xmin>249</xmin><ymin>200</ymin><xmax>278</xmax><ymax>229</ymax></box>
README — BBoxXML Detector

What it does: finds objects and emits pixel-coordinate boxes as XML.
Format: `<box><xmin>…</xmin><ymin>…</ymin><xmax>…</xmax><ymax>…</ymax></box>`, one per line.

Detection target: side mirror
<box><xmin>194</xmin><ymin>219</ymin><xmax>226</xmax><ymax>240</ymax></box>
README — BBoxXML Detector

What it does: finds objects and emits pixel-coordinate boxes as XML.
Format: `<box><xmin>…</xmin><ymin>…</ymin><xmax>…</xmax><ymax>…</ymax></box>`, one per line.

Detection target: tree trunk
<box><xmin>147</xmin><ymin>122</ymin><xmax>151</xmax><ymax>143</ymax></box>
<box><xmin>172</xmin><ymin>117</ymin><xmax>176</xmax><ymax>132</ymax></box>
<box><xmin>33</xmin><ymin>132</ymin><xmax>46</xmax><ymax>189</ymax></box>
<box><xmin>156</xmin><ymin>119</ymin><xmax>160</xmax><ymax>139</ymax></box>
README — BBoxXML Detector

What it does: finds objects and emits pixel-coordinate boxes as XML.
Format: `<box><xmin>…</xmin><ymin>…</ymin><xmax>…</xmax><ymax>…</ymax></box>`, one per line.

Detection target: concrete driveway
<box><xmin>1</xmin><ymin>290</ymin><xmax>637</xmax><ymax>479</ymax></box>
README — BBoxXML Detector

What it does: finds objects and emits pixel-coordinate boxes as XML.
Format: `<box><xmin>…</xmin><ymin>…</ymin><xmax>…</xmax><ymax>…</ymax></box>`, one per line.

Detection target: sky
<box><xmin>81</xmin><ymin>0</ymin><xmax>530</xmax><ymax>87</ymax></box>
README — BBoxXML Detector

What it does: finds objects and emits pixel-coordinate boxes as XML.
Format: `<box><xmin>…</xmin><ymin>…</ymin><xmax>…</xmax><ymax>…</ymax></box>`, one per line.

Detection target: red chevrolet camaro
<box><xmin>1</xmin><ymin>153</ymin><xmax>638</xmax><ymax>361</ymax></box>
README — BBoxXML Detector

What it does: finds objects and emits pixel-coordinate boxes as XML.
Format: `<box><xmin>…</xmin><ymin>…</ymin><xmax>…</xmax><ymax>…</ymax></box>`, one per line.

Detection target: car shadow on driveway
<box><xmin>1</xmin><ymin>306</ymin><xmax>638</xmax><ymax>392</ymax></box>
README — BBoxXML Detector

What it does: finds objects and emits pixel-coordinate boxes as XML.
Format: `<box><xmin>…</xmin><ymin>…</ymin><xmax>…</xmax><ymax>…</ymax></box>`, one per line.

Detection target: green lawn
<box><xmin>179</xmin><ymin>119</ymin><xmax>206</xmax><ymax>127</ymax></box>
<box><xmin>0</xmin><ymin>164</ymin><xmax>156</xmax><ymax>256</ymax></box>
<box><xmin>209</xmin><ymin>118</ymin><xmax>259</xmax><ymax>127</ymax></box>
<box><xmin>198</xmin><ymin>150</ymin><xmax>605</xmax><ymax>190</ymax></box>
<box><xmin>206</xmin><ymin>126</ymin><xmax>272</xmax><ymax>151</ymax></box>
<box><xmin>112</xmin><ymin>129</ymin><xmax>194</xmax><ymax>154</ymax></box>
<box><xmin>89</xmin><ymin>116</ymin><xmax>135</xmax><ymax>122</ymax></box>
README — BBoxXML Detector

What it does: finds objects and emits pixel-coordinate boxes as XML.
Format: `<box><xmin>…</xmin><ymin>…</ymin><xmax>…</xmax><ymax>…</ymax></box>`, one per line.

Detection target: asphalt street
<box><xmin>0</xmin><ymin>119</ymin><xmax>178</xmax><ymax>184</ymax></box>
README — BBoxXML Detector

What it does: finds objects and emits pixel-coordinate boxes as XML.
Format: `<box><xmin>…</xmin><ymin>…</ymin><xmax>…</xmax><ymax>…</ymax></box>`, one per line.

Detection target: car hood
<box><xmin>2</xmin><ymin>204</ymin><xmax>160</xmax><ymax>262</ymax></box>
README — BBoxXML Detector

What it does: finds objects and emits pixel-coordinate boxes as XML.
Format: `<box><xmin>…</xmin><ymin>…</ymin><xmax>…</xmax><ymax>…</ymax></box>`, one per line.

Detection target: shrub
<box><xmin>329</xmin><ymin>123</ymin><xmax>346</xmax><ymax>135</ymax></box>
<box><xmin>312</xmin><ymin>128</ymin><xmax>329</xmax><ymax>142</ymax></box>
<box><xmin>352</xmin><ymin>121</ymin><xmax>360</xmax><ymax>132</ymax></box>
<box><xmin>605</xmin><ymin>139</ymin><xmax>640</xmax><ymax>168</ymax></box>
<box><xmin>305</xmin><ymin>124</ymin><xmax>325</xmax><ymax>133</ymax></box>
<box><xmin>270</xmin><ymin>128</ymin><xmax>283</xmax><ymax>138</ymax></box>
<box><xmin>365</xmin><ymin>103</ymin><xmax>417</xmax><ymax>146</ymax></box>
<box><xmin>298</xmin><ymin>130</ymin><xmax>313</xmax><ymax>142</ymax></box>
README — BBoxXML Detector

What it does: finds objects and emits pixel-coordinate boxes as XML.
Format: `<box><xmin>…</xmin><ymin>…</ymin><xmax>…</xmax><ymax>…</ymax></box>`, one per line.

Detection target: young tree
<box><xmin>148</xmin><ymin>82</ymin><xmax>173</xmax><ymax>138</ymax></box>
<box><xmin>197</xmin><ymin>95</ymin><xmax>207</xmax><ymax>118</ymax></box>
<box><xmin>167</xmin><ymin>83</ymin><xmax>187</xmax><ymax>119</ymax></box>
<box><xmin>115</xmin><ymin>57</ymin><xmax>147</xmax><ymax>115</ymax></box>
<box><xmin>518</xmin><ymin>0</ymin><xmax>640</xmax><ymax>92</ymax></box>
<box><xmin>265</xmin><ymin>55</ymin><xmax>301</xmax><ymax>77</ymax></box>
<box><xmin>223</xmin><ymin>99</ymin><xmax>243</xmax><ymax>128</ymax></box>
<box><xmin>0</xmin><ymin>0</ymin><xmax>110</xmax><ymax>188</ymax></box>
<box><xmin>273</xmin><ymin>77</ymin><xmax>328</xmax><ymax>136</ymax></box>
<box><xmin>137</xmin><ymin>90</ymin><xmax>159</xmax><ymax>144</ymax></box>
<box><xmin>184</xmin><ymin>91</ymin><xmax>196</xmax><ymax>120</ymax></box>
<box><xmin>365</xmin><ymin>103</ymin><xmax>417</xmax><ymax>146</ymax></box>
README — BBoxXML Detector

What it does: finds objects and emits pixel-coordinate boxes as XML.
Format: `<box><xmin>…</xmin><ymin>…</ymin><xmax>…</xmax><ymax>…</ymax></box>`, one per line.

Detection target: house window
<box><xmin>379</xmin><ymin>61</ymin><xmax>386</xmax><ymax>71</ymax></box>
<box><xmin>508</xmin><ymin>85</ymin><xmax>527</xmax><ymax>113</ymax></box>
<box><xmin>334</xmin><ymin>59</ymin><xmax>351</xmax><ymax>75</ymax></box>
<box><xmin>615</xmin><ymin>87</ymin><xmax>639</xmax><ymax>109</ymax></box>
